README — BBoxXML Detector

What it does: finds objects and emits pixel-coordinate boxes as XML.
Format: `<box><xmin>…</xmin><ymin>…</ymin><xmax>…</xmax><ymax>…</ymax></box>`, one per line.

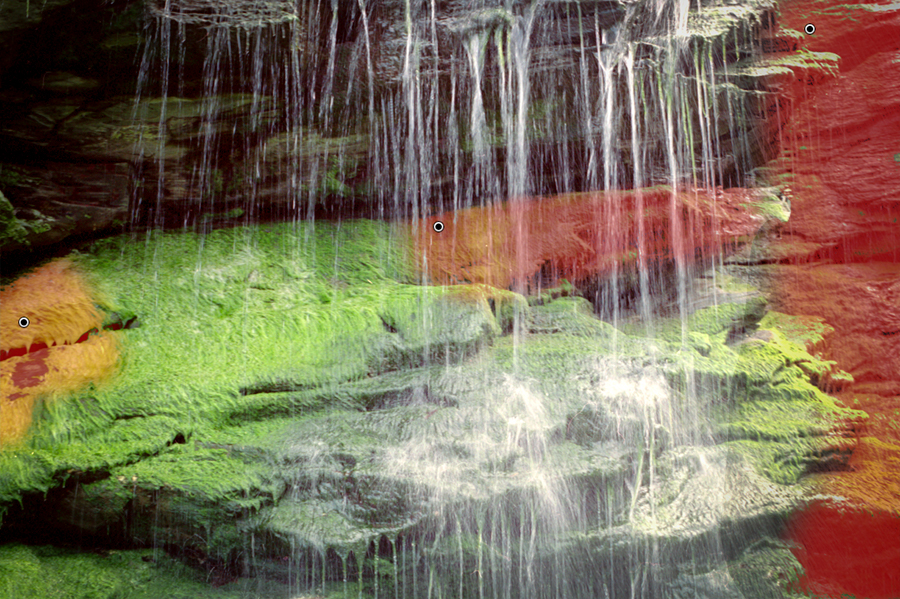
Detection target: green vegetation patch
<box><xmin>0</xmin><ymin>543</ymin><xmax>305</xmax><ymax>599</ymax></box>
<box><xmin>729</xmin><ymin>539</ymin><xmax>805</xmax><ymax>599</ymax></box>
<box><xmin>0</xmin><ymin>222</ymin><xmax>864</xmax><ymax>592</ymax></box>
<box><xmin>734</xmin><ymin>49</ymin><xmax>841</xmax><ymax>78</ymax></box>
<box><xmin>0</xmin><ymin>190</ymin><xmax>29</xmax><ymax>247</ymax></box>
<box><xmin>0</xmin><ymin>221</ymin><xmax>501</xmax><ymax>521</ymax></box>
<box><xmin>529</xmin><ymin>296</ymin><xmax>617</xmax><ymax>337</ymax></box>
<box><xmin>712</xmin><ymin>327</ymin><xmax>863</xmax><ymax>484</ymax></box>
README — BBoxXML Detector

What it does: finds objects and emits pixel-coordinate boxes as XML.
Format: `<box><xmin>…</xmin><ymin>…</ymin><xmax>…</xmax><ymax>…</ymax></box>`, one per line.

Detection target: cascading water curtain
<box><xmin>127</xmin><ymin>1</ymin><xmax>773</xmax><ymax>597</ymax></box>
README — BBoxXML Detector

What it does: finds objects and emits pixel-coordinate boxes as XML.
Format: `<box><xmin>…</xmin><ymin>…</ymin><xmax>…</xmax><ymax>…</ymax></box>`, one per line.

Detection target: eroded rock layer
<box><xmin>0</xmin><ymin>221</ymin><xmax>861</xmax><ymax>598</ymax></box>
<box><xmin>758</xmin><ymin>0</ymin><xmax>900</xmax><ymax>596</ymax></box>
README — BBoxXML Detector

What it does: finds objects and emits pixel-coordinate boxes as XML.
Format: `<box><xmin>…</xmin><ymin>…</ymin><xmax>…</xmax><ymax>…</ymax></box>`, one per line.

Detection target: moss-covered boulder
<box><xmin>0</xmin><ymin>225</ymin><xmax>863</xmax><ymax>598</ymax></box>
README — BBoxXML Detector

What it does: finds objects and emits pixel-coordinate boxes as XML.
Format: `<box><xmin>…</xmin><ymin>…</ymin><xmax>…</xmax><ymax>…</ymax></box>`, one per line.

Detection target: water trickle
<box><xmin>120</xmin><ymin>0</ymin><xmax>785</xmax><ymax>596</ymax></box>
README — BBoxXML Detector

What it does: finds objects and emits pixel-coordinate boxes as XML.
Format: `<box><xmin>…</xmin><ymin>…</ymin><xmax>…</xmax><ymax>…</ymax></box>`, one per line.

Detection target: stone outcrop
<box><xmin>1</xmin><ymin>0</ymin><xmax>777</xmax><ymax>263</ymax></box>
<box><xmin>741</xmin><ymin>0</ymin><xmax>900</xmax><ymax>596</ymax></box>
<box><xmin>417</xmin><ymin>185</ymin><xmax>787</xmax><ymax>290</ymax></box>
<box><xmin>0</xmin><ymin>222</ymin><xmax>860</xmax><ymax>597</ymax></box>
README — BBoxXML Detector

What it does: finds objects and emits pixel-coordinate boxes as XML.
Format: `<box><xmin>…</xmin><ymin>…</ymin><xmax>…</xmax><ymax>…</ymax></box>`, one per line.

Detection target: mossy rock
<box><xmin>0</xmin><ymin>190</ymin><xmax>29</xmax><ymax>247</ymax></box>
<box><xmin>0</xmin><ymin>543</ymin><xmax>307</xmax><ymax>599</ymax></box>
<box><xmin>665</xmin><ymin>539</ymin><xmax>803</xmax><ymax>599</ymax></box>
<box><xmin>728</xmin><ymin>539</ymin><xmax>805</xmax><ymax>599</ymax></box>
<box><xmin>528</xmin><ymin>297</ymin><xmax>611</xmax><ymax>337</ymax></box>
<box><xmin>0</xmin><ymin>222</ymin><xmax>863</xmax><ymax>596</ymax></box>
<box><xmin>0</xmin><ymin>222</ymin><xmax>504</xmax><ymax>516</ymax></box>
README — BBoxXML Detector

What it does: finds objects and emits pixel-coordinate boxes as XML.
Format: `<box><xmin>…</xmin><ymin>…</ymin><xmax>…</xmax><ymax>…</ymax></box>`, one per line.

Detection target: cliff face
<box><xmin>1</xmin><ymin>0</ymin><xmax>898</xmax><ymax>595</ymax></box>
<box><xmin>0</xmin><ymin>0</ymin><xmax>776</xmax><ymax>268</ymax></box>
<box><xmin>416</xmin><ymin>186</ymin><xmax>783</xmax><ymax>291</ymax></box>
<box><xmin>765</xmin><ymin>1</ymin><xmax>900</xmax><ymax>596</ymax></box>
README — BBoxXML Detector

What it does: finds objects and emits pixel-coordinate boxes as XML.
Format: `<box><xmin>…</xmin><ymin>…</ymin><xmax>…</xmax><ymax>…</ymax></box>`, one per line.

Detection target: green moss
<box><xmin>757</xmin><ymin>311</ymin><xmax>831</xmax><ymax>349</ymax></box>
<box><xmin>0</xmin><ymin>190</ymin><xmax>28</xmax><ymax>246</ymax></box>
<box><xmin>528</xmin><ymin>297</ymin><xmax>616</xmax><ymax>337</ymax></box>
<box><xmin>0</xmin><ymin>543</ymin><xmax>308</xmax><ymax>599</ymax></box>
<box><xmin>754</xmin><ymin>188</ymin><xmax>791</xmax><ymax>223</ymax></box>
<box><xmin>261</xmin><ymin>498</ymin><xmax>393</xmax><ymax>552</ymax></box>
<box><xmin>735</xmin><ymin>49</ymin><xmax>841</xmax><ymax>78</ymax></box>
<box><xmin>729</xmin><ymin>539</ymin><xmax>805</xmax><ymax>599</ymax></box>
<box><xmin>715</xmin><ymin>272</ymin><xmax>758</xmax><ymax>294</ymax></box>
<box><xmin>321</xmin><ymin>156</ymin><xmax>358</xmax><ymax>197</ymax></box>
<box><xmin>614</xmin><ymin>299</ymin><xmax>860</xmax><ymax>486</ymax></box>
<box><xmin>0</xmin><ymin>450</ymin><xmax>56</xmax><ymax>510</ymax></box>
<box><xmin>693</xmin><ymin>297</ymin><xmax>768</xmax><ymax>336</ymax></box>
<box><xmin>622</xmin><ymin>297</ymin><xmax>767</xmax><ymax>344</ymax></box>
<box><xmin>0</xmin><ymin>222</ymin><xmax>503</xmax><ymax>531</ymax></box>
<box><xmin>708</xmin><ymin>328</ymin><xmax>864</xmax><ymax>484</ymax></box>
<box><xmin>756</xmin><ymin>313</ymin><xmax>853</xmax><ymax>386</ymax></box>
<box><xmin>0</xmin><ymin>544</ymin><xmax>125</xmax><ymax>599</ymax></box>
<box><xmin>478</xmin><ymin>287</ymin><xmax>528</xmax><ymax>333</ymax></box>
<box><xmin>120</xmin><ymin>445</ymin><xmax>279</xmax><ymax>502</ymax></box>
<box><xmin>0</xmin><ymin>219</ymin><xmax>865</xmax><ymax>585</ymax></box>
<box><xmin>71</xmin><ymin>221</ymin><xmax>418</xmax><ymax>406</ymax></box>
<box><xmin>0</xmin><ymin>165</ymin><xmax>28</xmax><ymax>188</ymax></box>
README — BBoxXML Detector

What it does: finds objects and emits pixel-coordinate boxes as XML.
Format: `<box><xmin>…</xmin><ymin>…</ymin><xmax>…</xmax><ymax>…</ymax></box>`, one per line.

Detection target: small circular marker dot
<box><xmin>433</xmin><ymin>221</ymin><xmax>444</xmax><ymax>232</ymax></box>
<box><xmin>18</xmin><ymin>317</ymin><xmax>30</xmax><ymax>328</ymax></box>
<box><xmin>804</xmin><ymin>23</ymin><xmax>815</xmax><ymax>35</ymax></box>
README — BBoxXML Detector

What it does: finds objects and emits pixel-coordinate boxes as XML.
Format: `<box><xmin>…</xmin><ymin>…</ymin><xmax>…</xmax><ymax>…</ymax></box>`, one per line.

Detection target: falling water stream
<box><xmin>19</xmin><ymin>0</ymin><xmax>786</xmax><ymax>596</ymax></box>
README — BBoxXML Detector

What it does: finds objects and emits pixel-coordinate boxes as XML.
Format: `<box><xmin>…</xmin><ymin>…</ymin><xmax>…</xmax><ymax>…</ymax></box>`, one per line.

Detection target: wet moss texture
<box><xmin>0</xmin><ymin>222</ymin><xmax>861</xmax><ymax>597</ymax></box>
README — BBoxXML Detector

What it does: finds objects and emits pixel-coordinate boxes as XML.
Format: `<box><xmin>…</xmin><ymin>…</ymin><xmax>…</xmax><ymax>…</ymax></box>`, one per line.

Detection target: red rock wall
<box><xmin>415</xmin><ymin>186</ymin><xmax>768</xmax><ymax>290</ymax></box>
<box><xmin>770</xmin><ymin>1</ymin><xmax>900</xmax><ymax>596</ymax></box>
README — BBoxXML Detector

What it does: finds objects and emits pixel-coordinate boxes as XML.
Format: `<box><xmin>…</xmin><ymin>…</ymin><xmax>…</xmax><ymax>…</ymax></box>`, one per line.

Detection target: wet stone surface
<box><xmin>0</xmin><ymin>222</ymin><xmax>860</xmax><ymax>597</ymax></box>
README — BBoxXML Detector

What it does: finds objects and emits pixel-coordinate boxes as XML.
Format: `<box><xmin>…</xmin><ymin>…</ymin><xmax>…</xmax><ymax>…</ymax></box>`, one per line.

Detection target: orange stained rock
<box><xmin>415</xmin><ymin>186</ymin><xmax>768</xmax><ymax>290</ymax></box>
<box><xmin>0</xmin><ymin>259</ymin><xmax>119</xmax><ymax>446</ymax></box>
<box><xmin>1</xmin><ymin>259</ymin><xmax>104</xmax><ymax>353</ymax></box>
<box><xmin>828</xmin><ymin>393</ymin><xmax>900</xmax><ymax>514</ymax></box>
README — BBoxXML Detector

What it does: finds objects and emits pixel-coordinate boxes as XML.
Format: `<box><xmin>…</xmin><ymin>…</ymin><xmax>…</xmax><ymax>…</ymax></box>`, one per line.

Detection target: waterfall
<box><xmin>117</xmin><ymin>0</ymin><xmax>781</xmax><ymax>596</ymax></box>
<box><xmin>132</xmin><ymin>0</ymin><xmax>765</xmax><ymax>252</ymax></box>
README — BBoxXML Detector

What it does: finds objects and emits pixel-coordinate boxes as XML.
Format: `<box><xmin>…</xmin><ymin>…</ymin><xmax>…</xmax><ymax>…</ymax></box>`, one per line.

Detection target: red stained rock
<box><xmin>10</xmin><ymin>349</ymin><xmax>50</xmax><ymax>389</ymax></box>
<box><xmin>787</xmin><ymin>502</ymin><xmax>900</xmax><ymax>599</ymax></box>
<box><xmin>771</xmin><ymin>1</ymin><xmax>900</xmax><ymax>594</ymax></box>
<box><xmin>773</xmin><ymin>263</ymin><xmax>900</xmax><ymax>385</ymax></box>
<box><xmin>416</xmin><ymin>186</ymin><xmax>770</xmax><ymax>290</ymax></box>
<box><xmin>773</xmin><ymin>4</ymin><xmax>900</xmax><ymax>261</ymax></box>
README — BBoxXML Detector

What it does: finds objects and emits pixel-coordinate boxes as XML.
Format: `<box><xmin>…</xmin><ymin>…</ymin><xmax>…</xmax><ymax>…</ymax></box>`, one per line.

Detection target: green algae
<box><xmin>528</xmin><ymin>296</ymin><xmax>617</xmax><ymax>337</ymax></box>
<box><xmin>728</xmin><ymin>539</ymin><xmax>805</xmax><ymax>599</ymax></box>
<box><xmin>0</xmin><ymin>220</ymin><xmax>866</xmax><ymax>594</ymax></box>
<box><xmin>754</xmin><ymin>187</ymin><xmax>792</xmax><ymax>224</ymax></box>
<box><xmin>0</xmin><ymin>544</ymin><xmax>127</xmax><ymax>599</ymax></box>
<box><xmin>712</xmin><ymin>327</ymin><xmax>863</xmax><ymax>484</ymax></box>
<box><xmin>734</xmin><ymin>48</ymin><xmax>841</xmax><ymax>79</ymax></box>
<box><xmin>757</xmin><ymin>311</ymin><xmax>832</xmax><ymax>351</ymax></box>
<box><xmin>620</xmin><ymin>296</ymin><xmax>767</xmax><ymax>343</ymax></box>
<box><xmin>607</xmin><ymin>297</ymin><xmax>860</xmax><ymax>486</ymax></box>
<box><xmin>0</xmin><ymin>221</ymin><xmax>497</xmax><ymax>522</ymax></box>
<box><xmin>0</xmin><ymin>190</ymin><xmax>29</xmax><ymax>247</ymax></box>
<box><xmin>714</xmin><ymin>272</ymin><xmax>758</xmax><ymax>294</ymax></box>
<box><xmin>0</xmin><ymin>189</ymin><xmax>55</xmax><ymax>249</ymax></box>
<box><xmin>260</xmin><ymin>497</ymin><xmax>405</xmax><ymax>554</ymax></box>
<box><xmin>0</xmin><ymin>543</ymin><xmax>306</xmax><ymax>599</ymax></box>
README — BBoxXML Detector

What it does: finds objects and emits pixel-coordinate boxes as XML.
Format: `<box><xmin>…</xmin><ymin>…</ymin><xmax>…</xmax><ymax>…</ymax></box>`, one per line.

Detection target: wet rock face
<box><xmin>0</xmin><ymin>0</ymin><xmax>773</xmax><ymax>260</ymax></box>
<box><xmin>753</xmin><ymin>1</ymin><xmax>900</xmax><ymax>597</ymax></box>
<box><xmin>767</xmin><ymin>44</ymin><xmax>900</xmax><ymax>262</ymax></box>
<box><xmin>417</xmin><ymin>185</ymin><xmax>786</xmax><ymax>291</ymax></box>
<box><xmin>0</xmin><ymin>223</ymin><xmax>859</xmax><ymax>597</ymax></box>
<box><xmin>0</xmin><ymin>0</ymin><xmax>83</xmax><ymax>77</ymax></box>
<box><xmin>0</xmin><ymin>0</ymin><xmax>142</xmax><ymax>261</ymax></box>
